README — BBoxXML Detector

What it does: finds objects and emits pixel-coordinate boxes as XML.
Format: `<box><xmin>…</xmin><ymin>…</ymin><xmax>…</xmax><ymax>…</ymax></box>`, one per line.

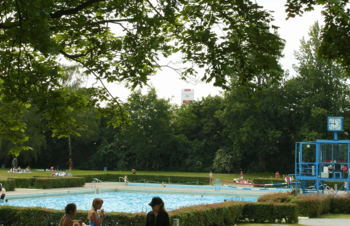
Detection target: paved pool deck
<box><xmin>299</xmin><ymin>218</ymin><xmax>350</xmax><ymax>225</ymax></box>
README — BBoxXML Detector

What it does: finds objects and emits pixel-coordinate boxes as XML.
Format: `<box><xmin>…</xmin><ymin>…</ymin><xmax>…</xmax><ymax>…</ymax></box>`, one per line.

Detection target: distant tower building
<box><xmin>181</xmin><ymin>89</ymin><xmax>194</xmax><ymax>104</ymax></box>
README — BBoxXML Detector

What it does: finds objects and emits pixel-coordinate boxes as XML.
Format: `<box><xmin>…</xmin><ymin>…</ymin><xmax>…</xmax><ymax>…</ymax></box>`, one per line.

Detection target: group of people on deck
<box><xmin>59</xmin><ymin>197</ymin><xmax>170</xmax><ymax>226</ymax></box>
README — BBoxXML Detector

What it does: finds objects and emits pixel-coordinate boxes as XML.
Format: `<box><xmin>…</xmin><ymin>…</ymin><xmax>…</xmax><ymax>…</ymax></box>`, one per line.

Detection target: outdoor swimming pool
<box><xmin>5</xmin><ymin>192</ymin><xmax>257</xmax><ymax>213</ymax></box>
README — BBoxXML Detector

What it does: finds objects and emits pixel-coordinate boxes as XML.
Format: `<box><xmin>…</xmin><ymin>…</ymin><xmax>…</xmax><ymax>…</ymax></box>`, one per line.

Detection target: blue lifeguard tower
<box><xmin>294</xmin><ymin>117</ymin><xmax>349</xmax><ymax>195</ymax></box>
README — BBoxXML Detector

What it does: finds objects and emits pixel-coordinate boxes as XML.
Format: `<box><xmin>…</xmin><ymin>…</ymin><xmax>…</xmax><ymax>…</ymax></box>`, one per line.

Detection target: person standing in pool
<box><xmin>145</xmin><ymin>197</ymin><xmax>170</xmax><ymax>226</ymax></box>
<box><xmin>67</xmin><ymin>158</ymin><xmax>73</xmax><ymax>171</ymax></box>
<box><xmin>0</xmin><ymin>184</ymin><xmax>5</xmax><ymax>201</ymax></box>
<box><xmin>59</xmin><ymin>203</ymin><xmax>77</xmax><ymax>226</ymax></box>
<box><xmin>88</xmin><ymin>198</ymin><xmax>106</xmax><ymax>226</ymax></box>
<box><xmin>209</xmin><ymin>171</ymin><xmax>213</xmax><ymax>185</ymax></box>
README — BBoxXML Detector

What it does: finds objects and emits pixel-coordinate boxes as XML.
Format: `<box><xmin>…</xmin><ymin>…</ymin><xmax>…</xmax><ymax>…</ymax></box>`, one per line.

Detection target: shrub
<box><xmin>0</xmin><ymin>206</ymin><xmax>146</xmax><ymax>226</ymax></box>
<box><xmin>240</xmin><ymin>202</ymin><xmax>298</xmax><ymax>223</ymax></box>
<box><xmin>34</xmin><ymin>177</ymin><xmax>86</xmax><ymax>189</ymax></box>
<box><xmin>0</xmin><ymin>179</ymin><xmax>15</xmax><ymax>191</ymax></box>
<box><xmin>0</xmin><ymin>201</ymin><xmax>300</xmax><ymax>225</ymax></box>
<box><xmin>7</xmin><ymin>178</ymin><xmax>35</xmax><ymax>188</ymax></box>
<box><xmin>291</xmin><ymin>196</ymin><xmax>330</xmax><ymax>217</ymax></box>
<box><xmin>258</xmin><ymin>193</ymin><xmax>295</xmax><ymax>203</ymax></box>
<box><xmin>258</xmin><ymin>193</ymin><xmax>330</xmax><ymax>217</ymax></box>
<box><xmin>170</xmin><ymin>201</ymin><xmax>243</xmax><ymax>226</ymax></box>
<box><xmin>252</xmin><ymin>179</ymin><xmax>286</xmax><ymax>188</ymax></box>
<box><xmin>330</xmin><ymin>197</ymin><xmax>350</xmax><ymax>214</ymax></box>
<box><xmin>75</xmin><ymin>174</ymin><xmax>209</xmax><ymax>185</ymax></box>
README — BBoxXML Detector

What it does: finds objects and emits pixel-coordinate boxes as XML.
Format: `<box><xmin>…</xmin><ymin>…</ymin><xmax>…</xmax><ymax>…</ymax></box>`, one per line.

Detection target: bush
<box><xmin>7</xmin><ymin>178</ymin><xmax>35</xmax><ymax>188</ymax></box>
<box><xmin>0</xmin><ymin>179</ymin><xmax>15</xmax><ymax>191</ymax></box>
<box><xmin>0</xmin><ymin>201</ymin><xmax>299</xmax><ymax>225</ymax></box>
<box><xmin>0</xmin><ymin>206</ymin><xmax>146</xmax><ymax>226</ymax></box>
<box><xmin>258</xmin><ymin>193</ymin><xmax>295</xmax><ymax>203</ymax></box>
<box><xmin>258</xmin><ymin>193</ymin><xmax>330</xmax><ymax>217</ymax></box>
<box><xmin>170</xmin><ymin>201</ymin><xmax>243</xmax><ymax>226</ymax></box>
<box><xmin>292</xmin><ymin>196</ymin><xmax>330</xmax><ymax>217</ymax></box>
<box><xmin>75</xmin><ymin>174</ymin><xmax>209</xmax><ymax>185</ymax></box>
<box><xmin>240</xmin><ymin>202</ymin><xmax>298</xmax><ymax>223</ymax></box>
<box><xmin>330</xmin><ymin>197</ymin><xmax>350</xmax><ymax>214</ymax></box>
<box><xmin>252</xmin><ymin>179</ymin><xmax>286</xmax><ymax>188</ymax></box>
<box><xmin>34</xmin><ymin>177</ymin><xmax>86</xmax><ymax>189</ymax></box>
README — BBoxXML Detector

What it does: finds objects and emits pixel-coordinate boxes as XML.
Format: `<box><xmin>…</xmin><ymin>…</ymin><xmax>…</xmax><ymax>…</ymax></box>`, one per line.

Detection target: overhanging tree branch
<box><xmin>51</xmin><ymin>0</ymin><xmax>104</xmax><ymax>19</ymax></box>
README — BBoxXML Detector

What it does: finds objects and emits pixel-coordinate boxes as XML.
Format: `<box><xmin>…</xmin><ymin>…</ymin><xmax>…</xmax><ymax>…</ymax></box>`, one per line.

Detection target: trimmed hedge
<box><xmin>330</xmin><ymin>197</ymin><xmax>350</xmax><ymax>214</ymax></box>
<box><xmin>292</xmin><ymin>196</ymin><xmax>330</xmax><ymax>217</ymax></box>
<box><xmin>7</xmin><ymin>178</ymin><xmax>35</xmax><ymax>188</ymax></box>
<box><xmin>0</xmin><ymin>206</ymin><xmax>146</xmax><ymax>226</ymax></box>
<box><xmin>252</xmin><ymin>179</ymin><xmax>286</xmax><ymax>188</ymax></box>
<box><xmin>170</xmin><ymin>201</ymin><xmax>243</xmax><ymax>225</ymax></box>
<box><xmin>75</xmin><ymin>174</ymin><xmax>209</xmax><ymax>185</ymax></box>
<box><xmin>0</xmin><ymin>179</ymin><xmax>15</xmax><ymax>191</ymax></box>
<box><xmin>240</xmin><ymin>202</ymin><xmax>298</xmax><ymax>223</ymax></box>
<box><xmin>258</xmin><ymin>193</ymin><xmax>350</xmax><ymax>217</ymax></box>
<box><xmin>0</xmin><ymin>201</ymin><xmax>299</xmax><ymax>225</ymax></box>
<box><xmin>34</xmin><ymin>177</ymin><xmax>86</xmax><ymax>189</ymax></box>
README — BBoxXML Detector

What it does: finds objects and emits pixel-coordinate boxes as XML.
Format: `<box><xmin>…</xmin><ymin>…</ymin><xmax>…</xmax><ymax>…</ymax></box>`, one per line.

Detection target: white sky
<box><xmin>85</xmin><ymin>0</ymin><xmax>324</xmax><ymax>105</ymax></box>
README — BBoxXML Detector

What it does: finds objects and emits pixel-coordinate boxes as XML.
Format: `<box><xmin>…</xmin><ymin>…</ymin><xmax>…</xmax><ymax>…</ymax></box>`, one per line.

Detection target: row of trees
<box><xmin>2</xmin><ymin>22</ymin><xmax>349</xmax><ymax>174</ymax></box>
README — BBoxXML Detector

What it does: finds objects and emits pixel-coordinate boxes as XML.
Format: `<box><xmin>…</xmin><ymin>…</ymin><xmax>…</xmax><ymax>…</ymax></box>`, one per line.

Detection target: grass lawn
<box><xmin>0</xmin><ymin>168</ymin><xmax>277</xmax><ymax>182</ymax></box>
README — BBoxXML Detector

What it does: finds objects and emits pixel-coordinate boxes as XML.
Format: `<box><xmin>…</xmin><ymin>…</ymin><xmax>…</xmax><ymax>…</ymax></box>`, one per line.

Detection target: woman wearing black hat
<box><xmin>146</xmin><ymin>197</ymin><xmax>170</xmax><ymax>226</ymax></box>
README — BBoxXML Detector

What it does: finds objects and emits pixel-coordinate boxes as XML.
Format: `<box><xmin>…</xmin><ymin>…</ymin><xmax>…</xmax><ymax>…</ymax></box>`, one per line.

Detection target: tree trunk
<box><xmin>68</xmin><ymin>135</ymin><xmax>73</xmax><ymax>169</ymax></box>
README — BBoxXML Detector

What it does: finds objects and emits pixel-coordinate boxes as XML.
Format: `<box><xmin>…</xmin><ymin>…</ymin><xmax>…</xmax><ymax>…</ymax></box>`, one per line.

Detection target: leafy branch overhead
<box><xmin>285</xmin><ymin>0</ymin><xmax>350</xmax><ymax>74</ymax></box>
<box><xmin>0</xmin><ymin>0</ymin><xmax>285</xmax><ymax>98</ymax></box>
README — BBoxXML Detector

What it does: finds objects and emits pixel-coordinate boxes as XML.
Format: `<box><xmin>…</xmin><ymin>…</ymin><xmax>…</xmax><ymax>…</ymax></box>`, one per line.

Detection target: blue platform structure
<box><xmin>294</xmin><ymin>117</ymin><xmax>349</xmax><ymax>195</ymax></box>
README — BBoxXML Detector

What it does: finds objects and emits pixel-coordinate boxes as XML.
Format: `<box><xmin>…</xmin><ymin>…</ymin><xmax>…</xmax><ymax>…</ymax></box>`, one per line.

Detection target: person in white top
<box><xmin>0</xmin><ymin>184</ymin><xmax>6</xmax><ymax>201</ymax></box>
<box><xmin>209</xmin><ymin>171</ymin><xmax>213</xmax><ymax>185</ymax></box>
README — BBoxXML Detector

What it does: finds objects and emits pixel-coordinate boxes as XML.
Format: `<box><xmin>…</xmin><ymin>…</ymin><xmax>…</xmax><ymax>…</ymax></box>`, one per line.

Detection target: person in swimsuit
<box><xmin>67</xmin><ymin>158</ymin><xmax>73</xmax><ymax>171</ymax></box>
<box><xmin>59</xmin><ymin>203</ymin><xmax>77</xmax><ymax>226</ymax></box>
<box><xmin>0</xmin><ymin>184</ymin><xmax>6</xmax><ymax>201</ymax></box>
<box><xmin>88</xmin><ymin>198</ymin><xmax>106</xmax><ymax>226</ymax></box>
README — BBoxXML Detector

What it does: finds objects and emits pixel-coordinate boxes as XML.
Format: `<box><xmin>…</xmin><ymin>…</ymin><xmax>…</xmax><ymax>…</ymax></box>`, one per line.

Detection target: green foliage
<box><xmin>74</xmin><ymin>174</ymin><xmax>209</xmax><ymax>185</ymax></box>
<box><xmin>240</xmin><ymin>202</ymin><xmax>298</xmax><ymax>224</ymax></box>
<box><xmin>0</xmin><ymin>206</ymin><xmax>146</xmax><ymax>226</ymax></box>
<box><xmin>330</xmin><ymin>197</ymin><xmax>350</xmax><ymax>214</ymax></box>
<box><xmin>253</xmin><ymin>179</ymin><xmax>286</xmax><ymax>188</ymax></box>
<box><xmin>286</xmin><ymin>0</ymin><xmax>350</xmax><ymax>74</ymax></box>
<box><xmin>258</xmin><ymin>193</ymin><xmax>332</xmax><ymax>218</ymax></box>
<box><xmin>0</xmin><ymin>179</ymin><xmax>15</xmax><ymax>191</ymax></box>
<box><xmin>0</xmin><ymin>201</ymin><xmax>300</xmax><ymax>226</ymax></box>
<box><xmin>0</xmin><ymin>0</ymin><xmax>285</xmax><ymax>156</ymax></box>
<box><xmin>7</xmin><ymin>178</ymin><xmax>35</xmax><ymax>188</ymax></box>
<box><xmin>170</xmin><ymin>201</ymin><xmax>243</xmax><ymax>226</ymax></box>
<box><xmin>33</xmin><ymin>177</ymin><xmax>85</xmax><ymax>189</ymax></box>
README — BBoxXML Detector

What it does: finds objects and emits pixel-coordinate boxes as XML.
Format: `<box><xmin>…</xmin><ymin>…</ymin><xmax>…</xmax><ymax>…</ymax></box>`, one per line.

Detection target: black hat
<box><xmin>148</xmin><ymin>197</ymin><xmax>163</xmax><ymax>207</ymax></box>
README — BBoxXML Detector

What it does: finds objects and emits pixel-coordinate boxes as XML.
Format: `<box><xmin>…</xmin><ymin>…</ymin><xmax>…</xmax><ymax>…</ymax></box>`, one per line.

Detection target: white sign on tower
<box><xmin>181</xmin><ymin>89</ymin><xmax>194</xmax><ymax>104</ymax></box>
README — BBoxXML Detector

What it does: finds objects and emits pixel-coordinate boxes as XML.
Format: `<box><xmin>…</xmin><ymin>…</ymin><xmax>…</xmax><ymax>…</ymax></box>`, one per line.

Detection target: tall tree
<box><xmin>286</xmin><ymin>0</ymin><xmax>350</xmax><ymax>74</ymax></box>
<box><xmin>0</xmin><ymin>0</ymin><xmax>284</xmax><ymax>152</ymax></box>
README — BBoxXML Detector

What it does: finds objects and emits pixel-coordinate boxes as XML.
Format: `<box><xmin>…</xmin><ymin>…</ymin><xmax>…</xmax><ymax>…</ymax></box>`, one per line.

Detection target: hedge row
<box><xmin>258</xmin><ymin>193</ymin><xmax>350</xmax><ymax>217</ymax></box>
<box><xmin>252</xmin><ymin>179</ymin><xmax>286</xmax><ymax>188</ymax></box>
<box><xmin>75</xmin><ymin>174</ymin><xmax>209</xmax><ymax>185</ymax></box>
<box><xmin>240</xmin><ymin>202</ymin><xmax>298</xmax><ymax>223</ymax></box>
<box><xmin>0</xmin><ymin>179</ymin><xmax>15</xmax><ymax>191</ymax></box>
<box><xmin>34</xmin><ymin>177</ymin><xmax>86</xmax><ymax>189</ymax></box>
<box><xmin>5</xmin><ymin>177</ymin><xmax>85</xmax><ymax>189</ymax></box>
<box><xmin>7</xmin><ymin>178</ymin><xmax>35</xmax><ymax>188</ymax></box>
<box><xmin>0</xmin><ymin>202</ymin><xmax>298</xmax><ymax>226</ymax></box>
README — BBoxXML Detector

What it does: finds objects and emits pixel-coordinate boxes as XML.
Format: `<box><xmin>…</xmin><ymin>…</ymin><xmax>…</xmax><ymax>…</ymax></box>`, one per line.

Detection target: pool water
<box><xmin>6</xmin><ymin>192</ymin><xmax>257</xmax><ymax>213</ymax></box>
